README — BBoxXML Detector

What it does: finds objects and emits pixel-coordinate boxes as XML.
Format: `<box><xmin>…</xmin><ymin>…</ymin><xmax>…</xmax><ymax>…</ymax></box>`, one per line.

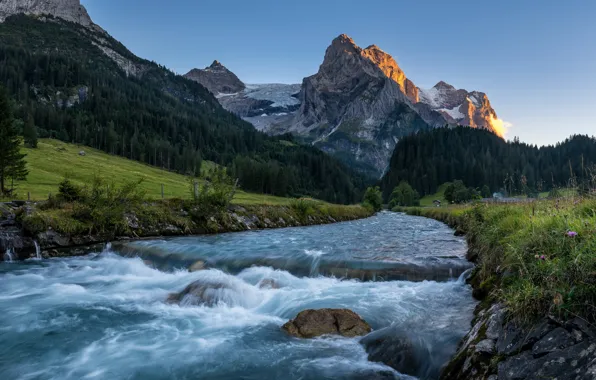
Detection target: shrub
<box><xmin>444</xmin><ymin>180</ymin><xmax>481</xmax><ymax>204</ymax></box>
<box><xmin>57</xmin><ymin>178</ymin><xmax>85</xmax><ymax>202</ymax></box>
<box><xmin>290</xmin><ymin>198</ymin><xmax>317</xmax><ymax>219</ymax></box>
<box><xmin>362</xmin><ymin>186</ymin><xmax>383</xmax><ymax>212</ymax></box>
<box><xmin>481</xmin><ymin>185</ymin><xmax>492</xmax><ymax>199</ymax></box>
<box><xmin>389</xmin><ymin>181</ymin><xmax>420</xmax><ymax>208</ymax></box>
<box><xmin>188</xmin><ymin>170</ymin><xmax>236</xmax><ymax>221</ymax></box>
<box><xmin>47</xmin><ymin>176</ymin><xmax>147</xmax><ymax>235</ymax></box>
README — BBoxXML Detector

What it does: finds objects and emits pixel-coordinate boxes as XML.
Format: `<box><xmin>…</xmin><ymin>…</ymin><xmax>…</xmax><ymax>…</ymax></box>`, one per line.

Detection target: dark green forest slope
<box><xmin>381</xmin><ymin>126</ymin><xmax>596</xmax><ymax>199</ymax></box>
<box><xmin>0</xmin><ymin>15</ymin><xmax>368</xmax><ymax>204</ymax></box>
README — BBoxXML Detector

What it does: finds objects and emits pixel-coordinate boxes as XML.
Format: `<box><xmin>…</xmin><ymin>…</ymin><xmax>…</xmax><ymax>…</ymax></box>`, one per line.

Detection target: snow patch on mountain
<box><xmin>244</xmin><ymin>84</ymin><xmax>301</xmax><ymax>108</ymax></box>
<box><xmin>439</xmin><ymin>105</ymin><xmax>464</xmax><ymax>120</ymax></box>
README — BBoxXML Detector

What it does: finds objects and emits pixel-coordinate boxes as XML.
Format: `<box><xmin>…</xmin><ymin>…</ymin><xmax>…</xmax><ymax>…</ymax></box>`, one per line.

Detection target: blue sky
<box><xmin>82</xmin><ymin>0</ymin><xmax>596</xmax><ymax>146</ymax></box>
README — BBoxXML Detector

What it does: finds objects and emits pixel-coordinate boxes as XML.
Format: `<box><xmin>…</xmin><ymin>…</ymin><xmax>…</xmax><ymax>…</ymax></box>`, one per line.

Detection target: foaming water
<box><xmin>117</xmin><ymin>212</ymin><xmax>472</xmax><ymax>282</ymax></box>
<box><xmin>0</xmin><ymin>213</ymin><xmax>477</xmax><ymax>379</ymax></box>
<box><xmin>3</xmin><ymin>248</ymin><xmax>14</xmax><ymax>262</ymax></box>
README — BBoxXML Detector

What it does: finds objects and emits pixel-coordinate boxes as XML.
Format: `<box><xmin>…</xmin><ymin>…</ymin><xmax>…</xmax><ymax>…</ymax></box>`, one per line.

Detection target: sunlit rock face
<box><xmin>361</xmin><ymin>44</ymin><xmax>419</xmax><ymax>103</ymax></box>
<box><xmin>418</xmin><ymin>81</ymin><xmax>502</xmax><ymax>136</ymax></box>
<box><xmin>0</xmin><ymin>0</ymin><xmax>99</xmax><ymax>30</ymax></box>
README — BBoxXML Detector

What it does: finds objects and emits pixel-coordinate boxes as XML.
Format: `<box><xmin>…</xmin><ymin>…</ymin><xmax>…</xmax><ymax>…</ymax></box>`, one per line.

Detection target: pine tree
<box><xmin>23</xmin><ymin>114</ymin><xmax>38</xmax><ymax>148</ymax></box>
<box><xmin>0</xmin><ymin>86</ymin><xmax>28</xmax><ymax>195</ymax></box>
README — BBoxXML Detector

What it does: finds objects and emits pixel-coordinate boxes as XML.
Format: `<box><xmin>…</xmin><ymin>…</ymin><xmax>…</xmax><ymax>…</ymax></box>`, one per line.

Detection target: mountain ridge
<box><xmin>186</xmin><ymin>34</ymin><xmax>504</xmax><ymax>177</ymax></box>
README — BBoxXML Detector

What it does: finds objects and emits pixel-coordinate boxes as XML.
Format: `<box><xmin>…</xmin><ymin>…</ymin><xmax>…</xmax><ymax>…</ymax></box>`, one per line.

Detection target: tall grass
<box><xmin>399</xmin><ymin>199</ymin><xmax>596</xmax><ymax>323</ymax></box>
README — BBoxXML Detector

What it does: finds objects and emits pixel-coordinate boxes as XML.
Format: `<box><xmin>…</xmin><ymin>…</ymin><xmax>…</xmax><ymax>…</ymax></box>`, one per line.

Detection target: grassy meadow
<box><xmin>9</xmin><ymin>139</ymin><xmax>295</xmax><ymax>205</ymax></box>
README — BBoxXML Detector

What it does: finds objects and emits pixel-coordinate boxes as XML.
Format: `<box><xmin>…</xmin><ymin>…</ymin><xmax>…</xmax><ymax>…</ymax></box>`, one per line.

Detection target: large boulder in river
<box><xmin>166</xmin><ymin>279</ymin><xmax>233</xmax><ymax>307</ymax></box>
<box><xmin>282</xmin><ymin>309</ymin><xmax>371</xmax><ymax>338</ymax></box>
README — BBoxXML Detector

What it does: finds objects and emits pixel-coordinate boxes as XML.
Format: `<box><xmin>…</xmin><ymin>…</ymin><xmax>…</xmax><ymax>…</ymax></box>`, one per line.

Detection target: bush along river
<box><xmin>0</xmin><ymin>212</ymin><xmax>477</xmax><ymax>380</ymax></box>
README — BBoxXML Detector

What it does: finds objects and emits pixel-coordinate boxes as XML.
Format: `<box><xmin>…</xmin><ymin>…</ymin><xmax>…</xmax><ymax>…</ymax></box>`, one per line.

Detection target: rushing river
<box><xmin>0</xmin><ymin>212</ymin><xmax>476</xmax><ymax>380</ymax></box>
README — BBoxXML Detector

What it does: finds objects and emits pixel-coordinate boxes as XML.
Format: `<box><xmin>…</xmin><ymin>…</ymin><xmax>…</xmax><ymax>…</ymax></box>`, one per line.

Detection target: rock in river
<box><xmin>166</xmin><ymin>279</ymin><xmax>233</xmax><ymax>307</ymax></box>
<box><xmin>282</xmin><ymin>308</ymin><xmax>371</xmax><ymax>338</ymax></box>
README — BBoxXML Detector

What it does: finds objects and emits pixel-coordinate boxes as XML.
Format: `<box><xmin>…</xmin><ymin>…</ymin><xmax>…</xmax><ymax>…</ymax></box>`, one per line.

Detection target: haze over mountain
<box><xmin>186</xmin><ymin>35</ymin><xmax>505</xmax><ymax>177</ymax></box>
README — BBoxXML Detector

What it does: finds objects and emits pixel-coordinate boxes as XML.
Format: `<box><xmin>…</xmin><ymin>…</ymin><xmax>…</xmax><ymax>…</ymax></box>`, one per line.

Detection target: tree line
<box><xmin>381</xmin><ymin>126</ymin><xmax>596</xmax><ymax>200</ymax></box>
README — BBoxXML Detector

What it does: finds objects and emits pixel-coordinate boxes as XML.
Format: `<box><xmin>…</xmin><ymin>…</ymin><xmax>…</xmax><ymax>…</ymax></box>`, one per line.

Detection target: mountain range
<box><xmin>184</xmin><ymin>35</ymin><xmax>504</xmax><ymax>177</ymax></box>
<box><xmin>0</xmin><ymin>0</ymin><xmax>368</xmax><ymax>203</ymax></box>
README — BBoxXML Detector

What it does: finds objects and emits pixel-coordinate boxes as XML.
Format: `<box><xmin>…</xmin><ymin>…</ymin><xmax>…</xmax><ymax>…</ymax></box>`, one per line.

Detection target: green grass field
<box><xmin>419</xmin><ymin>182</ymin><xmax>450</xmax><ymax>207</ymax></box>
<box><xmin>8</xmin><ymin>139</ymin><xmax>295</xmax><ymax>205</ymax></box>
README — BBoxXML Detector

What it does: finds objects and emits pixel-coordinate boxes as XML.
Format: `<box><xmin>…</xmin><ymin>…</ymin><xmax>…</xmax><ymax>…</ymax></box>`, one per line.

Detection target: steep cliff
<box><xmin>288</xmin><ymin>34</ymin><xmax>433</xmax><ymax>176</ymax></box>
<box><xmin>0</xmin><ymin>0</ymin><xmax>102</xmax><ymax>32</ymax></box>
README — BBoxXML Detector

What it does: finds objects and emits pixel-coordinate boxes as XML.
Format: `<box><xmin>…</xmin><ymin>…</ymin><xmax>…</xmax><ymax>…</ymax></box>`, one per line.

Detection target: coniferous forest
<box><xmin>381</xmin><ymin>126</ymin><xmax>596</xmax><ymax>199</ymax></box>
<box><xmin>0</xmin><ymin>15</ymin><xmax>368</xmax><ymax>204</ymax></box>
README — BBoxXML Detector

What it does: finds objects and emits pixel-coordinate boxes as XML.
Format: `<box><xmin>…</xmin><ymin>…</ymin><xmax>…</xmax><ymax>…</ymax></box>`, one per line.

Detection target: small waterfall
<box><xmin>304</xmin><ymin>249</ymin><xmax>325</xmax><ymax>276</ymax></box>
<box><xmin>457</xmin><ymin>268</ymin><xmax>474</xmax><ymax>284</ymax></box>
<box><xmin>34</xmin><ymin>241</ymin><xmax>41</xmax><ymax>260</ymax></box>
<box><xmin>103</xmin><ymin>242</ymin><xmax>112</xmax><ymax>254</ymax></box>
<box><xmin>4</xmin><ymin>248</ymin><xmax>14</xmax><ymax>262</ymax></box>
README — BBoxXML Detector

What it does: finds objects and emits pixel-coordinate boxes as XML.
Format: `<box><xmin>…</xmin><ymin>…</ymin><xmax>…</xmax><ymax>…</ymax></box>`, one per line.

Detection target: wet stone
<box><xmin>475</xmin><ymin>339</ymin><xmax>496</xmax><ymax>355</ymax></box>
<box><xmin>532</xmin><ymin>327</ymin><xmax>578</xmax><ymax>358</ymax></box>
<box><xmin>497</xmin><ymin>321</ymin><xmax>526</xmax><ymax>355</ymax></box>
<box><xmin>282</xmin><ymin>308</ymin><xmax>371</xmax><ymax>338</ymax></box>
<box><xmin>566</xmin><ymin>317</ymin><xmax>596</xmax><ymax>339</ymax></box>
<box><xmin>498</xmin><ymin>341</ymin><xmax>596</xmax><ymax>380</ymax></box>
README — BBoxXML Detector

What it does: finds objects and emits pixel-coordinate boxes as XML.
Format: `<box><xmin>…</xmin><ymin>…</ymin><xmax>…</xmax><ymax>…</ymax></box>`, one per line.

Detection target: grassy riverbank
<box><xmin>13</xmin><ymin>181</ymin><xmax>372</xmax><ymax>257</ymax></box>
<box><xmin>395</xmin><ymin>200</ymin><xmax>596</xmax><ymax>322</ymax></box>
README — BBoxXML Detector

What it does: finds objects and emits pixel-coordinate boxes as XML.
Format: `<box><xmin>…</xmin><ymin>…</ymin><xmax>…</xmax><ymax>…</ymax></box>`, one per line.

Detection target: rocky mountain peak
<box><xmin>434</xmin><ymin>81</ymin><xmax>455</xmax><ymax>90</ymax></box>
<box><xmin>0</xmin><ymin>0</ymin><xmax>101</xmax><ymax>32</ymax></box>
<box><xmin>334</xmin><ymin>33</ymin><xmax>357</xmax><ymax>45</ymax></box>
<box><xmin>184</xmin><ymin>61</ymin><xmax>245</xmax><ymax>95</ymax></box>
<box><xmin>328</xmin><ymin>34</ymin><xmax>361</xmax><ymax>56</ymax></box>
<box><xmin>210</xmin><ymin>60</ymin><xmax>225</xmax><ymax>70</ymax></box>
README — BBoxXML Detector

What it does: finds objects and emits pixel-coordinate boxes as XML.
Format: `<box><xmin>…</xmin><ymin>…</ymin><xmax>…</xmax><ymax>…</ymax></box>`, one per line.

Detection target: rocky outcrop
<box><xmin>0</xmin><ymin>202</ymin><xmax>36</xmax><ymax>260</ymax></box>
<box><xmin>282</xmin><ymin>308</ymin><xmax>372</xmax><ymax>338</ymax></box>
<box><xmin>185</xmin><ymin>60</ymin><xmax>246</xmax><ymax>95</ymax></box>
<box><xmin>440</xmin><ymin>304</ymin><xmax>596</xmax><ymax>380</ymax></box>
<box><xmin>0</xmin><ymin>0</ymin><xmax>103</xmax><ymax>32</ymax></box>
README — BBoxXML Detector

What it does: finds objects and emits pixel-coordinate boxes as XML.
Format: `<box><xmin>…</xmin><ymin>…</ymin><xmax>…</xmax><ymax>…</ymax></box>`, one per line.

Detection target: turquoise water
<box><xmin>0</xmin><ymin>212</ymin><xmax>476</xmax><ymax>379</ymax></box>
